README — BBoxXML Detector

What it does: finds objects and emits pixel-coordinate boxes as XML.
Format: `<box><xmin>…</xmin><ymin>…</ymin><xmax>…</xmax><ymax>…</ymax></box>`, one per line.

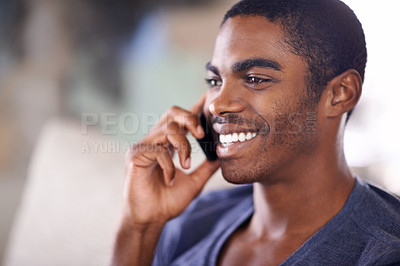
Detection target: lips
<box><xmin>212</xmin><ymin>123</ymin><xmax>260</xmax><ymax>157</ymax></box>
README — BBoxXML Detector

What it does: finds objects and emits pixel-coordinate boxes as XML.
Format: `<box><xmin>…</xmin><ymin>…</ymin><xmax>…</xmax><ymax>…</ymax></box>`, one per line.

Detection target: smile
<box><xmin>216</xmin><ymin>131</ymin><xmax>259</xmax><ymax>158</ymax></box>
<box><xmin>219</xmin><ymin>132</ymin><xmax>257</xmax><ymax>147</ymax></box>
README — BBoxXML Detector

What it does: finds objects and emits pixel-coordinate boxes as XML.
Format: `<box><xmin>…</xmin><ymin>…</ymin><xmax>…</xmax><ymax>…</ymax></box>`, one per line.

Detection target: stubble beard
<box><xmin>220</xmin><ymin>93</ymin><xmax>319</xmax><ymax>185</ymax></box>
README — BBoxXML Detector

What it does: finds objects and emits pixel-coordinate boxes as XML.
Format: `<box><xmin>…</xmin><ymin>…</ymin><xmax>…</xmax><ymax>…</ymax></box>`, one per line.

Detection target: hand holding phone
<box><xmin>122</xmin><ymin>95</ymin><xmax>219</xmax><ymax>225</ymax></box>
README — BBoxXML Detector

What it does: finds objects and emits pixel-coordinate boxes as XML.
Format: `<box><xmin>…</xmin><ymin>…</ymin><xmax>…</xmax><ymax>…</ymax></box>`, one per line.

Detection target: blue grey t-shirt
<box><xmin>153</xmin><ymin>178</ymin><xmax>400</xmax><ymax>265</ymax></box>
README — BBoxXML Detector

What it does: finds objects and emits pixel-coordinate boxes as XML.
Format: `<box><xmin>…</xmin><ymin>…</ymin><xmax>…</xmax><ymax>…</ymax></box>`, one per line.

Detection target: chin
<box><xmin>219</xmin><ymin>158</ymin><xmax>274</xmax><ymax>184</ymax></box>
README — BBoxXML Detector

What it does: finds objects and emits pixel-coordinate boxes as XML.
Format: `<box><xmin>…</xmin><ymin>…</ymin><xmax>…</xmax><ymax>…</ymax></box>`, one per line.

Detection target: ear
<box><xmin>324</xmin><ymin>69</ymin><xmax>362</xmax><ymax>119</ymax></box>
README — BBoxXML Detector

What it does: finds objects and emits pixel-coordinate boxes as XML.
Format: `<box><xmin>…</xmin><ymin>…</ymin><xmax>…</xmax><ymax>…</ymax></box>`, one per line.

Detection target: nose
<box><xmin>208</xmin><ymin>83</ymin><xmax>247</xmax><ymax>117</ymax></box>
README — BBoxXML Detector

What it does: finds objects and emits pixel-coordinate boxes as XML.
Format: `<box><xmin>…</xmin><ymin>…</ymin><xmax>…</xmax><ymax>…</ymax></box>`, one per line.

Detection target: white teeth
<box><xmin>232</xmin><ymin>133</ymin><xmax>238</xmax><ymax>142</ymax></box>
<box><xmin>222</xmin><ymin>143</ymin><xmax>232</xmax><ymax>148</ymax></box>
<box><xmin>219</xmin><ymin>132</ymin><xmax>257</xmax><ymax>145</ymax></box>
<box><xmin>246</xmin><ymin>132</ymin><xmax>252</xmax><ymax>140</ymax></box>
<box><xmin>239</xmin><ymin>133</ymin><xmax>246</xmax><ymax>142</ymax></box>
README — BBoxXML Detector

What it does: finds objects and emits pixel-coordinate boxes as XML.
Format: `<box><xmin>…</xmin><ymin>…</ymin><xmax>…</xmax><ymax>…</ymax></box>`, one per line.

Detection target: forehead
<box><xmin>211</xmin><ymin>15</ymin><xmax>300</xmax><ymax>71</ymax></box>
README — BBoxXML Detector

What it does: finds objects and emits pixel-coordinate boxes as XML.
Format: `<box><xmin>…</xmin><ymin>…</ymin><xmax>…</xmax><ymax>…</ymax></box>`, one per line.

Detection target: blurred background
<box><xmin>0</xmin><ymin>0</ymin><xmax>399</xmax><ymax>265</ymax></box>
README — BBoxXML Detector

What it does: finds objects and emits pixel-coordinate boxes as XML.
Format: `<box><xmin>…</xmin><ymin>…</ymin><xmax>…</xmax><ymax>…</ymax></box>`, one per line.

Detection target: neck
<box><xmin>249</xmin><ymin>121</ymin><xmax>355</xmax><ymax>240</ymax></box>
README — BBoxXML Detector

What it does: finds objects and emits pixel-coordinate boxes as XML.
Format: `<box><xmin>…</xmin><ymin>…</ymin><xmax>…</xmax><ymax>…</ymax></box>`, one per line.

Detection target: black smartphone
<box><xmin>196</xmin><ymin>112</ymin><xmax>218</xmax><ymax>161</ymax></box>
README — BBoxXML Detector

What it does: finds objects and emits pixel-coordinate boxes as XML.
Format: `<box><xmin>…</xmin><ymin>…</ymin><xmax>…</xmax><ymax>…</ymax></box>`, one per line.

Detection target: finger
<box><xmin>165</xmin><ymin>122</ymin><xmax>192</xmax><ymax>169</ymax></box>
<box><xmin>153</xmin><ymin>146</ymin><xmax>176</xmax><ymax>186</ymax></box>
<box><xmin>129</xmin><ymin>144</ymin><xmax>176</xmax><ymax>186</ymax></box>
<box><xmin>189</xmin><ymin>159</ymin><xmax>220</xmax><ymax>188</ymax></box>
<box><xmin>163</xmin><ymin>106</ymin><xmax>204</xmax><ymax>139</ymax></box>
<box><xmin>141</xmin><ymin>123</ymin><xmax>190</xmax><ymax>168</ymax></box>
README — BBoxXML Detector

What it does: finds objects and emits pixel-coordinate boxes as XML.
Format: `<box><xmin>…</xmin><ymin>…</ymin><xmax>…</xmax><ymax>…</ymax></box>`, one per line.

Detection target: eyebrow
<box><xmin>206</xmin><ymin>57</ymin><xmax>282</xmax><ymax>76</ymax></box>
<box><xmin>232</xmin><ymin>58</ymin><xmax>282</xmax><ymax>72</ymax></box>
<box><xmin>205</xmin><ymin>62</ymin><xmax>220</xmax><ymax>76</ymax></box>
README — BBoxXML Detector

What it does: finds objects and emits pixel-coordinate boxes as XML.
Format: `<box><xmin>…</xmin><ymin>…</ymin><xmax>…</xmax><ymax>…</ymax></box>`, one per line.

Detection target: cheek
<box><xmin>267</xmin><ymin>95</ymin><xmax>318</xmax><ymax>153</ymax></box>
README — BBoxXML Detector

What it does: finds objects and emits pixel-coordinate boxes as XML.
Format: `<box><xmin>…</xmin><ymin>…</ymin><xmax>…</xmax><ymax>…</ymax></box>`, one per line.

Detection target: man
<box><xmin>112</xmin><ymin>0</ymin><xmax>400</xmax><ymax>265</ymax></box>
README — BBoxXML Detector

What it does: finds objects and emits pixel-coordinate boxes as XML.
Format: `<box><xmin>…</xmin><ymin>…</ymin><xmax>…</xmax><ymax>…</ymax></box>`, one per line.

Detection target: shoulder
<box><xmin>284</xmin><ymin>178</ymin><xmax>400</xmax><ymax>265</ymax></box>
<box><xmin>351</xmin><ymin>179</ymin><xmax>400</xmax><ymax>235</ymax></box>
<box><xmin>350</xmin><ymin>179</ymin><xmax>400</xmax><ymax>262</ymax></box>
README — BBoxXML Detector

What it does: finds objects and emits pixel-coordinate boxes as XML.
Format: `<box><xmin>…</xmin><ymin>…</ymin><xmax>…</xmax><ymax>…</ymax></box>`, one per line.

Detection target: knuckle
<box><xmin>170</xmin><ymin>105</ymin><xmax>180</xmax><ymax>112</ymax></box>
<box><xmin>168</xmin><ymin>105</ymin><xmax>180</xmax><ymax>117</ymax></box>
<box><xmin>130</xmin><ymin>142</ymin><xmax>153</xmax><ymax>157</ymax></box>
<box><xmin>182</xmin><ymin>114</ymin><xmax>195</xmax><ymax>124</ymax></box>
<box><xmin>125</xmin><ymin>145</ymin><xmax>143</xmax><ymax>168</ymax></box>
<box><xmin>142</xmin><ymin>143</ymin><xmax>167</xmax><ymax>154</ymax></box>
<box><xmin>188</xmin><ymin>116</ymin><xmax>199</xmax><ymax>127</ymax></box>
<box><xmin>125</xmin><ymin>143</ymin><xmax>141</xmax><ymax>158</ymax></box>
<box><xmin>169</xmin><ymin>106</ymin><xmax>189</xmax><ymax>121</ymax></box>
<box><xmin>166</xmin><ymin>120</ymin><xmax>178</xmax><ymax>128</ymax></box>
<box><xmin>156</xmin><ymin>143</ymin><xmax>168</xmax><ymax>153</ymax></box>
<box><xmin>166</xmin><ymin>121</ymin><xmax>179</xmax><ymax>135</ymax></box>
<box><xmin>129</xmin><ymin>144</ymin><xmax>143</xmax><ymax>158</ymax></box>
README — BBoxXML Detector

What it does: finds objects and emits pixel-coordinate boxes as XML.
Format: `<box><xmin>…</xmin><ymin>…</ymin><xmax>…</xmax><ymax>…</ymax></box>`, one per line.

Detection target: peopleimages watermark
<box><xmin>81</xmin><ymin>111</ymin><xmax>318</xmax><ymax>137</ymax></box>
<box><xmin>81</xmin><ymin>140</ymin><xmax>202</xmax><ymax>153</ymax></box>
<box><xmin>81</xmin><ymin>112</ymin><xmax>160</xmax><ymax>135</ymax></box>
<box><xmin>81</xmin><ymin>111</ymin><xmax>317</xmax><ymax>153</ymax></box>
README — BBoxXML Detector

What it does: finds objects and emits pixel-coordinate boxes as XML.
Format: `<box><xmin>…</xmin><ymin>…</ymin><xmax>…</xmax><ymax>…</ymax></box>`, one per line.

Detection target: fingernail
<box><xmin>185</xmin><ymin>157</ymin><xmax>191</xmax><ymax>168</ymax></box>
<box><xmin>169</xmin><ymin>179</ymin><xmax>174</xmax><ymax>186</ymax></box>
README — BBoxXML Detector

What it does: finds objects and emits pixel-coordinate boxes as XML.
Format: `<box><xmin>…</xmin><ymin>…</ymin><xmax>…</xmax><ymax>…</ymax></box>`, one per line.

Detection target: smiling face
<box><xmin>204</xmin><ymin>15</ymin><xmax>321</xmax><ymax>184</ymax></box>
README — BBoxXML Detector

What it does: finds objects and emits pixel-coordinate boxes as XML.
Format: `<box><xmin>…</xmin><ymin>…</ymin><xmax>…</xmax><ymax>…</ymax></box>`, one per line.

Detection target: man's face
<box><xmin>204</xmin><ymin>15</ymin><xmax>320</xmax><ymax>184</ymax></box>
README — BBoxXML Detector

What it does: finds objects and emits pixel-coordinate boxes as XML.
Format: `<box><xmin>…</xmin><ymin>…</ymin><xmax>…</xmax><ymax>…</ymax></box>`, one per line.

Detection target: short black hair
<box><xmin>223</xmin><ymin>0</ymin><xmax>367</xmax><ymax>118</ymax></box>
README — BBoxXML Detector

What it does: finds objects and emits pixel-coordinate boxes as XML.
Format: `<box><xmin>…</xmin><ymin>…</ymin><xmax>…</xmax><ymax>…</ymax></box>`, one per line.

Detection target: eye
<box><xmin>205</xmin><ymin>78</ymin><xmax>222</xmax><ymax>87</ymax></box>
<box><xmin>246</xmin><ymin>76</ymin><xmax>271</xmax><ymax>84</ymax></box>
